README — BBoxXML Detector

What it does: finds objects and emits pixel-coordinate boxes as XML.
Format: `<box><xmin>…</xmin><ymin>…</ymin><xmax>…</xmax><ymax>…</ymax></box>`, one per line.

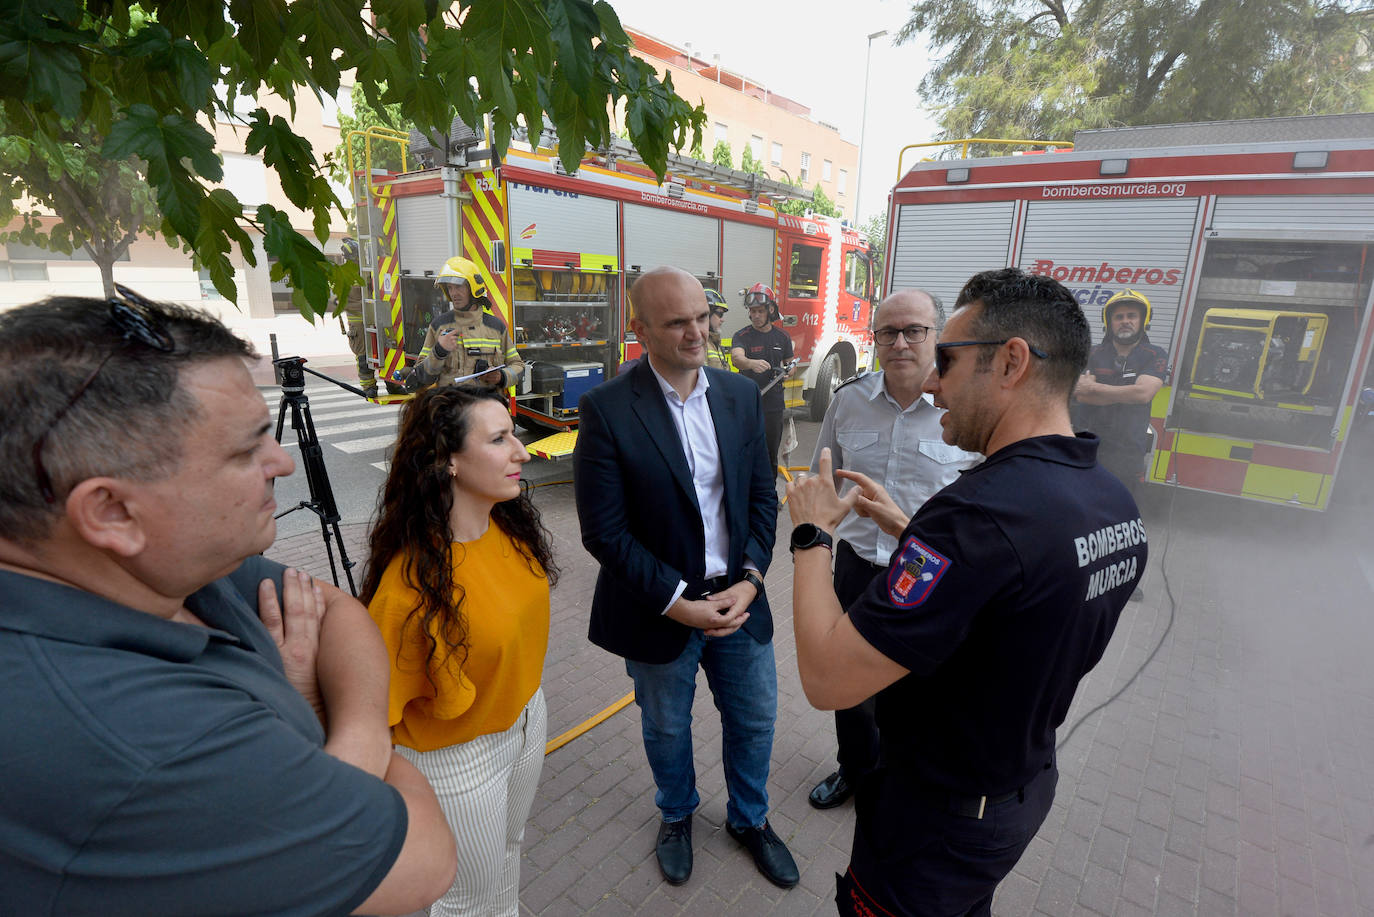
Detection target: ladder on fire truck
<box><xmin>346</xmin><ymin>125</ymin><xmax>412</xmax><ymax>404</ymax></box>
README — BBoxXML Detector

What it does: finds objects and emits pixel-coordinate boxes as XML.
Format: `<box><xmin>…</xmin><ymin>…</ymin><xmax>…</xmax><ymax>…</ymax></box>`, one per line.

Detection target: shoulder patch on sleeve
<box><xmin>481</xmin><ymin>309</ymin><xmax>508</xmax><ymax>332</ymax></box>
<box><xmin>887</xmin><ymin>536</ymin><xmax>951</xmax><ymax>608</ymax></box>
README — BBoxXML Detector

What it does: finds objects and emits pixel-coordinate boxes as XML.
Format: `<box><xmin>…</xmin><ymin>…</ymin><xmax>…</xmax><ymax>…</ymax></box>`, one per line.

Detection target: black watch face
<box><xmin>792</xmin><ymin>523</ymin><xmax>820</xmax><ymax>549</ymax></box>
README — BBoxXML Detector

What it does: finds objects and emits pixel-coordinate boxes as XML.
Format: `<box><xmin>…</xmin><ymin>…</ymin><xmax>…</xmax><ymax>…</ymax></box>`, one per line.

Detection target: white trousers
<box><xmin>398</xmin><ymin>687</ymin><xmax>547</xmax><ymax>917</ymax></box>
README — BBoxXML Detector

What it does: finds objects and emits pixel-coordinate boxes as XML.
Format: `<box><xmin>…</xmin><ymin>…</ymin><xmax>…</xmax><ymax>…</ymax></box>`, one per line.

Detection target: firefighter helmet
<box><xmin>704</xmin><ymin>288</ymin><xmax>729</xmax><ymax>314</ymax></box>
<box><xmin>435</xmin><ymin>256</ymin><xmax>488</xmax><ymax>300</ymax></box>
<box><xmin>743</xmin><ymin>283</ymin><xmax>780</xmax><ymax>321</ymax></box>
<box><xmin>1102</xmin><ymin>289</ymin><xmax>1151</xmax><ymax>330</ymax></box>
<box><xmin>743</xmin><ymin>283</ymin><xmax>776</xmax><ymax>307</ymax></box>
<box><xmin>339</xmin><ymin>237</ymin><xmax>359</xmax><ymax>263</ymax></box>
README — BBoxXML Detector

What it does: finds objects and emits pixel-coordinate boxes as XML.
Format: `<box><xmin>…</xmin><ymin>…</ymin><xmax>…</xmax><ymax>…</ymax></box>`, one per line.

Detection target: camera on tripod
<box><xmin>273</xmin><ymin>355</ymin><xmax>308</xmax><ymax>395</ymax></box>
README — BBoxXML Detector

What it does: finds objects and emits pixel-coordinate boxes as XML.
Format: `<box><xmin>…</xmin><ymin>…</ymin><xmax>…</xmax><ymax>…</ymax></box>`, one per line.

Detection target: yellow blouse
<box><xmin>367</xmin><ymin>523</ymin><xmax>550</xmax><ymax>751</ymax></box>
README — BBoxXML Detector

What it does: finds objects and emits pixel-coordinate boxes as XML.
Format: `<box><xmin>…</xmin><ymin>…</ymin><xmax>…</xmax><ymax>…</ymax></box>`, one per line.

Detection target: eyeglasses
<box><xmin>33</xmin><ymin>285</ymin><xmax>176</xmax><ymax>503</ymax></box>
<box><xmin>934</xmin><ymin>339</ymin><xmax>1049</xmax><ymax>377</ymax></box>
<box><xmin>744</xmin><ymin>292</ymin><xmax>774</xmax><ymax>307</ymax></box>
<box><xmin>874</xmin><ymin>325</ymin><xmax>932</xmax><ymax>346</ymax></box>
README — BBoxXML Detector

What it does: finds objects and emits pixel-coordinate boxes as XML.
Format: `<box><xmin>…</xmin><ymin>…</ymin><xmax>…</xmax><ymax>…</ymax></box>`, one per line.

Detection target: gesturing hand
<box><xmin>834</xmin><ymin>468</ymin><xmax>910</xmax><ymax>537</ymax></box>
<box><xmin>786</xmin><ymin>447</ymin><xmax>858</xmax><ymax>529</ymax></box>
<box><xmin>259</xmin><ymin>568</ymin><xmax>326</xmax><ymax>716</ymax></box>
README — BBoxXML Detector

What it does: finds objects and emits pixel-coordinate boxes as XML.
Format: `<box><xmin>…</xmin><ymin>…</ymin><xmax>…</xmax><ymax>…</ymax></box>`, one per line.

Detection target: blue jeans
<box><xmin>625</xmin><ymin>628</ymin><xmax>778</xmax><ymax>830</ymax></box>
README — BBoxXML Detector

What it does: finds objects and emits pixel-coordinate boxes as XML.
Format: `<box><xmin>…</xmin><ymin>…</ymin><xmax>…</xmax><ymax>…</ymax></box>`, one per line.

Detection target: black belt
<box><xmin>689</xmin><ymin>575</ymin><xmax>732</xmax><ymax>599</ymax></box>
<box><xmin>908</xmin><ymin>759</ymin><xmax>1054</xmax><ymax>820</ymax></box>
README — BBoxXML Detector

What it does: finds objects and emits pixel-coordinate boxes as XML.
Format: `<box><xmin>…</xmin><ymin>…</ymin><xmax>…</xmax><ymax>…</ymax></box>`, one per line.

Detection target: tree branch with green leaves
<box><xmin>0</xmin><ymin>0</ymin><xmax>705</xmax><ymax>314</ymax></box>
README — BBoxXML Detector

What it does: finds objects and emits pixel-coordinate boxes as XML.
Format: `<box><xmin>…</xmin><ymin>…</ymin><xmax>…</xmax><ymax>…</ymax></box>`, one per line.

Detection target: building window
<box><xmin>268</xmin><ymin>257</ymin><xmax>299</xmax><ymax>314</ymax></box>
<box><xmin>800</xmin><ymin>152</ymin><xmax>811</xmax><ymax>183</ymax></box>
<box><xmin>749</xmin><ymin>134</ymin><xmax>763</xmax><ymax>159</ymax></box>
<box><xmin>823</xmin><ymin>159</ymin><xmax>833</xmax><ymax>181</ymax></box>
<box><xmin>214</xmin><ymin>82</ymin><xmax>258</xmax><ymax>122</ymax></box>
<box><xmin>0</xmin><ymin>261</ymin><xmax>49</xmax><ymax>281</ymax></box>
<box><xmin>321</xmin><ymin>84</ymin><xmax>354</xmax><ymax>128</ymax></box>
<box><xmin>770</xmin><ymin>141</ymin><xmax>782</xmax><ymax>166</ymax></box>
<box><xmin>199</xmin><ymin>266</ymin><xmax>228</xmax><ymax>300</ymax></box>
<box><xmin>838</xmin><ymin>169</ymin><xmax>848</xmax><ymax>194</ymax></box>
<box><xmin>714</xmin><ymin>121</ymin><xmax>729</xmax><ymax>145</ymax></box>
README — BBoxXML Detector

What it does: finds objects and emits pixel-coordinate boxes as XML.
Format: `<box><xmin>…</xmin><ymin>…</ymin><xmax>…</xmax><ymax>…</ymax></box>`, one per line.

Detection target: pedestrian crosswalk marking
<box><xmin>334</xmin><ymin>434</ymin><xmax>399</xmax><ymax>454</ymax></box>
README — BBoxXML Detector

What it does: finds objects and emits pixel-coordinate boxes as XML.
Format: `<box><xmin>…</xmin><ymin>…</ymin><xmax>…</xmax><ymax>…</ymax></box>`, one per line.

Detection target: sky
<box><xmin>608</xmin><ymin>0</ymin><xmax>939</xmax><ymax>227</ymax></box>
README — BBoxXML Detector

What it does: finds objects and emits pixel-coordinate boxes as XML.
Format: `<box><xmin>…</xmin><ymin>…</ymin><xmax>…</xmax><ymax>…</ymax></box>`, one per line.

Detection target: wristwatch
<box><xmin>742</xmin><ymin>570</ymin><xmax>764</xmax><ymax>594</ymax></box>
<box><xmin>789</xmin><ymin>523</ymin><xmax>834</xmax><ymax>555</ymax></box>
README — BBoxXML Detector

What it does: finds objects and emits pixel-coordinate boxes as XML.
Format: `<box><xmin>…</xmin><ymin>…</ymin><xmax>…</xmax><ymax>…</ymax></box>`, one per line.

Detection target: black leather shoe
<box><xmin>808</xmin><ymin>770</ymin><xmax>854</xmax><ymax>809</ymax></box>
<box><xmin>655</xmin><ymin>817</ymin><xmax>693</xmax><ymax>885</ymax></box>
<box><xmin>727</xmin><ymin>820</ymin><xmax>799</xmax><ymax>888</ymax></box>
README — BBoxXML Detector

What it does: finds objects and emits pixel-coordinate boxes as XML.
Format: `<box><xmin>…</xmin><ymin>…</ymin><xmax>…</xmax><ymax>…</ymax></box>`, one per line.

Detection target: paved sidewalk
<box><xmin>267</xmin><ymin>426</ymin><xmax>1374</xmax><ymax>916</ymax></box>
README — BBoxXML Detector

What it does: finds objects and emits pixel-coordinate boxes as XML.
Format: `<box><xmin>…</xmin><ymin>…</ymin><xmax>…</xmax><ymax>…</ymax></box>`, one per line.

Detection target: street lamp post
<box><xmin>853</xmin><ymin>28</ymin><xmax>887</xmax><ymax>225</ymax></box>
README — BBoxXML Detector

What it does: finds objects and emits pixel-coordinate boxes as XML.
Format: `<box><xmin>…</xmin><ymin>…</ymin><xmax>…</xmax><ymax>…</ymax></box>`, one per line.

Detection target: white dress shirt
<box><xmin>811</xmin><ymin>371</ymin><xmax>981</xmax><ymax>566</ymax></box>
<box><xmin>650</xmin><ymin>364</ymin><xmax>731</xmax><ymax>610</ymax></box>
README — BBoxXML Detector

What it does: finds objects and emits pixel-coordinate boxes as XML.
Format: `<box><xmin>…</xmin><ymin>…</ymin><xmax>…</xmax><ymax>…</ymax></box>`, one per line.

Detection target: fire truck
<box><xmin>884</xmin><ymin>114</ymin><xmax>1374</xmax><ymax>510</ymax></box>
<box><xmin>349</xmin><ymin>127</ymin><xmax>875</xmax><ymax>455</ymax></box>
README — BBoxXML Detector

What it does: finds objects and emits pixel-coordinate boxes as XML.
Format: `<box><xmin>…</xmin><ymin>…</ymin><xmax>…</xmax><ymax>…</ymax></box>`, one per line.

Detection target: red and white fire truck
<box><xmin>350</xmin><ymin>129</ymin><xmax>875</xmax><ymax>454</ymax></box>
<box><xmin>884</xmin><ymin>114</ymin><xmax>1374</xmax><ymax>510</ymax></box>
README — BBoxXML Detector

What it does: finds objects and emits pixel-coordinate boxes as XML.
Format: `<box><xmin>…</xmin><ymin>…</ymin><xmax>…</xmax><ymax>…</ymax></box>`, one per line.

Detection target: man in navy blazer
<box><xmin>574</xmin><ymin>266</ymin><xmax>798</xmax><ymax>890</ymax></box>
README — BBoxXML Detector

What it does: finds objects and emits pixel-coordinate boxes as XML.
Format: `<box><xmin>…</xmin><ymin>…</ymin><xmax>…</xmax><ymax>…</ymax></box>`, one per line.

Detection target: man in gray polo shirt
<box><xmin>0</xmin><ymin>291</ymin><xmax>455</xmax><ymax>916</ymax></box>
<box><xmin>805</xmin><ymin>289</ymin><xmax>981</xmax><ymax>810</ymax></box>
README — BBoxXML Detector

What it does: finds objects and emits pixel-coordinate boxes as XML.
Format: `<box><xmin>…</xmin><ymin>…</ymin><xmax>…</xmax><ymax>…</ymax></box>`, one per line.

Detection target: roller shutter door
<box><xmin>623</xmin><ymin>204</ymin><xmax>720</xmax><ymax>279</ymax></box>
<box><xmin>1020</xmin><ymin>197</ymin><xmax>1201</xmax><ymax>349</ymax></box>
<box><xmin>395</xmin><ymin>194</ymin><xmax>453</xmax><ymax>277</ymax></box>
<box><xmin>1211</xmin><ymin>195</ymin><xmax>1374</xmax><ymax>239</ymax></box>
<box><xmin>720</xmin><ymin>222</ymin><xmax>775</xmax><ymax>337</ymax></box>
<box><xmin>506</xmin><ymin>183</ymin><xmax>617</xmax><ymax>263</ymax></box>
<box><xmin>890</xmin><ymin>202</ymin><xmax>1014</xmax><ymax>307</ymax></box>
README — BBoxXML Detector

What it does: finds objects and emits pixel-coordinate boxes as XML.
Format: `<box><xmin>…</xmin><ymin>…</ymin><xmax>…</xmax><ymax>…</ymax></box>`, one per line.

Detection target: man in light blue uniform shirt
<box><xmin>805</xmin><ymin>289</ymin><xmax>981</xmax><ymax>810</ymax></box>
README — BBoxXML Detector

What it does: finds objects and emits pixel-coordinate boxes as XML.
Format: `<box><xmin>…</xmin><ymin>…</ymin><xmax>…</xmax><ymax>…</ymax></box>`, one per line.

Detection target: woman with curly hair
<box><xmin>361</xmin><ymin>385</ymin><xmax>556</xmax><ymax>917</ymax></box>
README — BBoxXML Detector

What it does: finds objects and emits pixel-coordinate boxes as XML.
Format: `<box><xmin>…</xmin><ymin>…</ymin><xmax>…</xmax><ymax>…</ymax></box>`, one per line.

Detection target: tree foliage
<box><xmin>334</xmin><ymin>84</ymin><xmax>412</xmax><ymax>180</ymax></box>
<box><xmin>711</xmin><ymin>139</ymin><xmax>734</xmax><ymax>167</ymax></box>
<box><xmin>861</xmin><ymin>212</ymin><xmax>887</xmax><ymax>298</ymax></box>
<box><xmin>740</xmin><ymin>143</ymin><xmax>764</xmax><ymax>174</ymax></box>
<box><xmin>1</xmin><ymin>1</ymin><xmax>706</xmax><ymax>316</ymax></box>
<box><xmin>777</xmin><ymin>179</ymin><xmax>842</xmax><ymax>218</ymax></box>
<box><xmin>898</xmin><ymin>0</ymin><xmax>1374</xmax><ymax>145</ymax></box>
<box><xmin>0</xmin><ymin>10</ymin><xmax>167</xmax><ymax>297</ymax></box>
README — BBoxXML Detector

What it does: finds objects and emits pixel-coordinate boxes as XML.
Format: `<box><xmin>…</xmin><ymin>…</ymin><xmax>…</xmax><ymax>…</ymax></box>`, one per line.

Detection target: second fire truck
<box><xmin>350</xmin><ymin>129</ymin><xmax>875</xmax><ymax>452</ymax></box>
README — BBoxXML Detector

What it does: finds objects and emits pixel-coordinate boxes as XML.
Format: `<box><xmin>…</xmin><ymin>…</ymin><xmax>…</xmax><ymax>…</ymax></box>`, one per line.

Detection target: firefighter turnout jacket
<box><xmin>412</xmin><ymin>305</ymin><xmax>525</xmax><ymax>390</ymax></box>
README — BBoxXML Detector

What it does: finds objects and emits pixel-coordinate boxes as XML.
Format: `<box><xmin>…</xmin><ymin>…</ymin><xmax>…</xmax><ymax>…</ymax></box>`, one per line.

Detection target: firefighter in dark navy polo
<box><xmin>786</xmin><ymin>268</ymin><xmax>1145</xmax><ymax>917</ymax></box>
<box><xmin>1073</xmin><ymin>289</ymin><xmax>1169</xmax><ymax>494</ymax></box>
<box><xmin>731</xmin><ymin>283</ymin><xmax>795</xmax><ymax>475</ymax></box>
<box><xmin>405</xmin><ymin>256</ymin><xmax>524</xmax><ymax>392</ymax></box>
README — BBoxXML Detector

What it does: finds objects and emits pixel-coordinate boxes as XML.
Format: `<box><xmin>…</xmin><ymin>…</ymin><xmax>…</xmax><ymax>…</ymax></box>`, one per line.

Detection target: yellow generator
<box><xmin>1189</xmin><ymin>309</ymin><xmax>1328</xmax><ymax>402</ymax></box>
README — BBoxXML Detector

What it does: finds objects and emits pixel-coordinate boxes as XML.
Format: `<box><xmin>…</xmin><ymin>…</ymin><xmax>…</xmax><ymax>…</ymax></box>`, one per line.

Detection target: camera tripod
<box><xmin>272</xmin><ymin>355</ymin><xmax>366</xmax><ymax>595</ymax></box>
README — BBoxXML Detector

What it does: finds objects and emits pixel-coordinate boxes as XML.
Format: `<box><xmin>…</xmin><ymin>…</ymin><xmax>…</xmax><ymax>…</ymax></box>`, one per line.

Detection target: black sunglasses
<box><xmin>33</xmin><ymin>285</ymin><xmax>176</xmax><ymax>503</ymax></box>
<box><xmin>874</xmin><ymin>324</ymin><xmax>932</xmax><ymax>346</ymax></box>
<box><xmin>934</xmin><ymin>339</ymin><xmax>1048</xmax><ymax>377</ymax></box>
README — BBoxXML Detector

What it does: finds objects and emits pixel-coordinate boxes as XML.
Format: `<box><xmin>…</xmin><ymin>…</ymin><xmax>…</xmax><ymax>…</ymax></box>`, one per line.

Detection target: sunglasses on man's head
<box><xmin>933</xmin><ymin>339</ymin><xmax>1048</xmax><ymax>377</ymax></box>
<box><xmin>32</xmin><ymin>285</ymin><xmax>175</xmax><ymax>503</ymax></box>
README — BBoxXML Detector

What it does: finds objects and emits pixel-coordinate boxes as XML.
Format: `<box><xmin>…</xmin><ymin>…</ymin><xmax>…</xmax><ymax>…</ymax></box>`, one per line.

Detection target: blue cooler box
<box><xmin>554</xmin><ymin>362</ymin><xmax>604</xmax><ymax>411</ymax></box>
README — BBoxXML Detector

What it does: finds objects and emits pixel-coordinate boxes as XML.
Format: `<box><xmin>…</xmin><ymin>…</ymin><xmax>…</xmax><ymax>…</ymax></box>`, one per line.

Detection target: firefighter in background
<box><xmin>337</xmin><ymin>238</ymin><xmax>379</xmax><ymax>399</ymax></box>
<box><xmin>405</xmin><ymin>256</ymin><xmax>524</xmax><ymax>393</ymax></box>
<box><xmin>732</xmin><ymin>284</ymin><xmax>795</xmax><ymax>476</ymax></box>
<box><xmin>705</xmin><ymin>289</ymin><xmax>732</xmax><ymax>371</ymax></box>
<box><xmin>1073</xmin><ymin>289</ymin><xmax>1169</xmax><ymax>494</ymax></box>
